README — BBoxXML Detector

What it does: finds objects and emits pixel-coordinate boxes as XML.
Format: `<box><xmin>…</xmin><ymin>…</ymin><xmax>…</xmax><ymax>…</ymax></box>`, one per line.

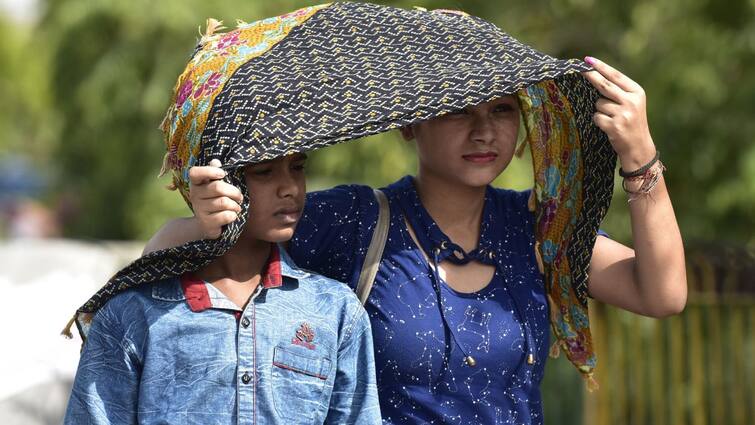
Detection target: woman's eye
<box><xmin>292</xmin><ymin>162</ymin><xmax>306</xmax><ymax>172</ymax></box>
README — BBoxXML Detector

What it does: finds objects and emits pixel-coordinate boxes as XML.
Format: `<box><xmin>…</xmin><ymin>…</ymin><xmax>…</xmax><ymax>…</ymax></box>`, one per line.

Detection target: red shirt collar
<box><xmin>181</xmin><ymin>244</ymin><xmax>283</xmax><ymax>313</ymax></box>
<box><xmin>261</xmin><ymin>243</ymin><xmax>283</xmax><ymax>289</ymax></box>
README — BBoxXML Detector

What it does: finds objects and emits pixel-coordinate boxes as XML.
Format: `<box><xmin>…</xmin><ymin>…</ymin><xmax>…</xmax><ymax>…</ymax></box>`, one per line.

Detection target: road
<box><xmin>0</xmin><ymin>239</ymin><xmax>141</xmax><ymax>424</ymax></box>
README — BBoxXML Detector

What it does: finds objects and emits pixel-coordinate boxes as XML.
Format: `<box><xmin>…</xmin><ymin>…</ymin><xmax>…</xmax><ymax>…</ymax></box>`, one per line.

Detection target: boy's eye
<box><xmin>252</xmin><ymin>168</ymin><xmax>273</xmax><ymax>176</ymax></box>
<box><xmin>292</xmin><ymin>162</ymin><xmax>306</xmax><ymax>171</ymax></box>
<box><xmin>494</xmin><ymin>103</ymin><xmax>515</xmax><ymax>113</ymax></box>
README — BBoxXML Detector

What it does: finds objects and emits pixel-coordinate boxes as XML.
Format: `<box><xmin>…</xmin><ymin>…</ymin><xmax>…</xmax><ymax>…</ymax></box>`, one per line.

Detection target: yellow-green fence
<box><xmin>583</xmin><ymin>244</ymin><xmax>754</xmax><ymax>425</ymax></box>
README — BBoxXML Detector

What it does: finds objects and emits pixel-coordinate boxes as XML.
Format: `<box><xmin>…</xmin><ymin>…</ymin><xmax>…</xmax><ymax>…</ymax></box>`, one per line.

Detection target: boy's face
<box><xmin>242</xmin><ymin>153</ymin><xmax>307</xmax><ymax>243</ymax></box>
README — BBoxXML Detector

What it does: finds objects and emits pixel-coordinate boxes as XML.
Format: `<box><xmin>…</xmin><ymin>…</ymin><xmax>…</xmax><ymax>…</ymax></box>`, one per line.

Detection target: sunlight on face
<box><xmin>403</xmin><ymin>96</ymin><xmax>521</xmax><ymax>188</ymax></box>
<box><xmin>241</xmin><ymin>153</ymin><xmax>307</xmax><ymax>243</ymax></box>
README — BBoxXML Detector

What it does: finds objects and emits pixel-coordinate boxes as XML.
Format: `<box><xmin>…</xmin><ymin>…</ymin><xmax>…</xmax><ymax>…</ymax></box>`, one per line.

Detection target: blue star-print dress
<box><xmin>290</xmin><ymin>176</ymin><xmax>550</xmax><ymax>425</ymax></box>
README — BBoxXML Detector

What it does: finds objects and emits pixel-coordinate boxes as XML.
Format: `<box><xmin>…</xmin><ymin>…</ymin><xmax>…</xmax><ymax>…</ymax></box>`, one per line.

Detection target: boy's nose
<box><xmin>277</xmin><ymin>170</ymin><xmax>302</xmax><ymax>198</ymax></box>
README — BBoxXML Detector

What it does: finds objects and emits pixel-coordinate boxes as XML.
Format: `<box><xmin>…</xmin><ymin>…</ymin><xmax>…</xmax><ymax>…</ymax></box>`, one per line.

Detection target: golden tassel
<box><xmin>158</xmin><ymin>151</ymin><xmax>172</xmax><ymax>178</ymax></box>
<box><xmin>549</xmin><ymin>341</ymin><xmax>561</xmax><ymax>358</ymax></box>
<box><xmin>534</xmin><ymin>241</ymin><xmax>545</xmax><ymax>274</ymax></box>
<box><xmin>586</xmin><ymin>374</ymin><xmax>600</xmax><ymax>392</ymax></box>
<box><xmin>200</xmin><ymin>18</ymin><xmax>226</xmax><ymax>44</ymax></box>
<box><xmin>515</xmin><ymin>135</ymin><xmax>528</xmax><ymax>158</ymax></box>
<box><xmin>527</xmin><ymin>189</ymin><xmax>536</xmax><ymax>212</ymax></box>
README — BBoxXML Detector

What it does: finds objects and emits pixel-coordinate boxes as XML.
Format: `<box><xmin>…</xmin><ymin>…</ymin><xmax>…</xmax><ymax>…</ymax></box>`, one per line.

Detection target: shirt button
<box><xmin>241</xmin><ymin>373</ymin><xmax>252</xmax><ymax>384</ymax></box>
<box><xmin>241</xmin><ymin>316</ymin><xmax>251</xmax><ymax>328</ymax></box>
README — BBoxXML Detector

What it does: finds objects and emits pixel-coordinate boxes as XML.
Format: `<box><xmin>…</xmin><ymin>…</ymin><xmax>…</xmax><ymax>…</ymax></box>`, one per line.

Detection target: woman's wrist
<box><xmin>616</xmin><ymin>137</ymin><xmax>656</xmax><ymax>171</ymax></box>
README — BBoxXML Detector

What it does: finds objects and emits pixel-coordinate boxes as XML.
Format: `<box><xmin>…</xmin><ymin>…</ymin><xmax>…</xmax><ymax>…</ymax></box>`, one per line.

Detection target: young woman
<box><xmin>146</xmin><ymin>57</ymin><xmax>686</xmax><ymax>424</ymax></box>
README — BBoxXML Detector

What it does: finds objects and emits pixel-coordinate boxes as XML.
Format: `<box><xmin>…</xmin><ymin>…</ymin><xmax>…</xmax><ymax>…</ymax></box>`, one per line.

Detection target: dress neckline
<box><xmin>390</xmin><ymin>175</ymin><xmax>498</xmax><ymax>266</ymax></box>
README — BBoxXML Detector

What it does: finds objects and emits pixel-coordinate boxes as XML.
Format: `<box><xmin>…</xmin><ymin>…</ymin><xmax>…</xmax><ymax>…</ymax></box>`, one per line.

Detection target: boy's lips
<box><xmin>462</xmin><ymin>152</ymin><xmax>498</xmax><ymax>163</ymax></box>
<box><xmin>273</xmin><ymin>207</ymin><xmax>302</xmax><ymax>224</ymax></box>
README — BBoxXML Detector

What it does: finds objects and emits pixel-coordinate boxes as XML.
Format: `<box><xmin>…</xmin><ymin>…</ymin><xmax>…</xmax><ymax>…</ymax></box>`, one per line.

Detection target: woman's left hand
<box><xmin>582</xmin><ymin>56</ymin><xmax>656</xmax><ymax>169</ymax></box>
<box><xmin>582</xmin><ymin>57</ymin><xmax>687</xmax><ymax>318</ymax></box>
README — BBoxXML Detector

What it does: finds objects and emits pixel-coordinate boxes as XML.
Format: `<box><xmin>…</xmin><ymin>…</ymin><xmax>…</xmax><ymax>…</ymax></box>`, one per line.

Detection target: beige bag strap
<box><xmin>356</xmin><ymin>189</ymin><xmax>390</xmax><ymax>305</ymax></box>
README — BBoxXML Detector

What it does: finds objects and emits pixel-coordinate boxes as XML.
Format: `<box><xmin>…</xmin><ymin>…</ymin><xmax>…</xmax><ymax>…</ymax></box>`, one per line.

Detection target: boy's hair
<box><xmin>64</xmin><ymin>7</ymin><xmax>329</xmax><ymax>341</ymax></box>
<box><xmin>157</xmin><ymin>6</ymin><xmax>327</xmax><ymax>207</ymax></box>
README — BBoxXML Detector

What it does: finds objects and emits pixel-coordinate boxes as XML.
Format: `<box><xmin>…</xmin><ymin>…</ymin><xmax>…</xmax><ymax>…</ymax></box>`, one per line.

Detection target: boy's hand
<box><xmin>188</xmin><ymin>159</ymin><xmax>243</xmax><ymax>239</ymax></box>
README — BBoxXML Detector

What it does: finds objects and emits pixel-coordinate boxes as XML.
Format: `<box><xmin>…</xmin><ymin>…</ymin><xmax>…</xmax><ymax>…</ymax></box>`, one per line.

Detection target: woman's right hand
<box><xmin>142</xmin><ymin>160</ymin><xmax>244</xmax><ymax>255</ymax></box>
<box><xmin>188</xmin><ymin>159</ymin><xmax>243</xmax><ymax>239</ymax></box>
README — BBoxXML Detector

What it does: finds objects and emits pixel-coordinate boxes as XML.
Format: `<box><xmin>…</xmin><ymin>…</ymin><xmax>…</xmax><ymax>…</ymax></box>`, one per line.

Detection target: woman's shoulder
<box><xmin>302</xmin><ymin>183</ymin><xmax>380</xmax><ymax>225</ymax></box>
<box><xmin>305</xmin><ymin>183</ymin><xmax>376</xmax><ymax>205</ymax></box>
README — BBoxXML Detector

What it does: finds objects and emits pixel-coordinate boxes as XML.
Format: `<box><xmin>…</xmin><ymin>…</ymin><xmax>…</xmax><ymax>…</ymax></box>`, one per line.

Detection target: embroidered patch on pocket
<box><xmin>272</xmin><ymin>346</ymin><xmax>331</xmax><ymax>380</ymax></box>
<box><xmin>292</xmin><ymin>322</ymin><xmax>316</xmax><ymax>350</ymax></box>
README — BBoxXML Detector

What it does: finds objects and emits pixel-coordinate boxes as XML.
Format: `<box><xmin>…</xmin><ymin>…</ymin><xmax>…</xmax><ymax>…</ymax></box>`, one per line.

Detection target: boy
<box><xmin>64</xmin><ymin>10</ymin><xmax>381</xmax><ymax>425</ymax></box>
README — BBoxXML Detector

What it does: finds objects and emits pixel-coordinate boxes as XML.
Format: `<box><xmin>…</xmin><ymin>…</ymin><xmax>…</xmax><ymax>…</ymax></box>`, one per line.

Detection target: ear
<box><xmin>399</xmin><ymin>125</ymin><xmax>415</xmax><ymax>141</ymax></box>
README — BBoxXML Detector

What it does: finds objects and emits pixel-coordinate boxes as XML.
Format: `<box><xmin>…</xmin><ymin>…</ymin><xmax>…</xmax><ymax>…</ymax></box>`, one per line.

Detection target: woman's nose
<box><xmin>470</xmin><ymin>113</ymin><xmax>495</xmax><ymax>144</ymax></box>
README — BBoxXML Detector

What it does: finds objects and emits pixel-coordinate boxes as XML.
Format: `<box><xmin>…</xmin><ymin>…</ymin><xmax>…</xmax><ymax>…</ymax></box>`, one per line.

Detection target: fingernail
<box><xmin>584</xmin><ymin>56</ymin><xmax>597</xmax><ymax>65</ymax></box>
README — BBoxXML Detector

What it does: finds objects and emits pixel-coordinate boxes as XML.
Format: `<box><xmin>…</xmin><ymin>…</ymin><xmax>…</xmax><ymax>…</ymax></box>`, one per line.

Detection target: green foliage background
<box><xmin>3</xmin><ymin>0</ymin><xmax>753</xmax><ymax>243</ymax></box>
<box><xmin>1</xmin><ymin>0</ymin><xmax>753</xmax><ymax>420</ymax></box>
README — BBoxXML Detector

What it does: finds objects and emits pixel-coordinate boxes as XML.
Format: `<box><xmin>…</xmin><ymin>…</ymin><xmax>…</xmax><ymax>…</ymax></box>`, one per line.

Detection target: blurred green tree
<box><xmin>2</xmin><ymin>0</ymin><xmax>752</xmax><ymax>422</ymax></box>
<box><xmin>24</xmin><ymin>0</ymin><xmax>752</xmax><ymax>243</ymax></box>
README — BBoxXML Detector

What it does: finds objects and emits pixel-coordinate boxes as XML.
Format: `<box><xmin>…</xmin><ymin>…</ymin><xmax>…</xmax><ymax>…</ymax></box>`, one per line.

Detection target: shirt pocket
<box><xmin>270</xmin><ymin>345</ymin><xmax>332</xmax><ymax>423</ymax></box>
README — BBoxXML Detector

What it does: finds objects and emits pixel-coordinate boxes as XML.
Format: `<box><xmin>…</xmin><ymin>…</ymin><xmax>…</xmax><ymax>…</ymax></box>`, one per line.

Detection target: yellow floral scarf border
<box><xmin>518</xmin><ymin>80</ymin><xmax>598</xmax><ymax>388</ymax></box>
<box><xmin>159</xmin><ymin>4</ymin><xmax>331</xmax><ymax>206</ymax></box>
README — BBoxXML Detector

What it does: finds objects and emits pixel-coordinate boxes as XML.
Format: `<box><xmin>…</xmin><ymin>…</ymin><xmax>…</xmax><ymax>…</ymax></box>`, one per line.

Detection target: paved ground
<box><xmin>0</xmin><ymin>239</ymin><xmax>142</xmax><ymax>424</ymax></box>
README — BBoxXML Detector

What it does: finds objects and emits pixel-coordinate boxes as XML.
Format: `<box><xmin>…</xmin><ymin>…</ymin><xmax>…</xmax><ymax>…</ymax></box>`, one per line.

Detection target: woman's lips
<box><xmin>462</xmin><ymin>152</ymin><xmax>498</xmax><ymax>163</ymax></box>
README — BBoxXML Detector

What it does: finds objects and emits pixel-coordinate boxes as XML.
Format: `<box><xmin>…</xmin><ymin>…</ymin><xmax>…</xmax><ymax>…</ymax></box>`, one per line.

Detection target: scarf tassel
<box><xmin>585</xmin><ymin>374</ymin><xmax>600</xmax><ymax>392</ymax></box>
<box><xmin>61</xmin><ymin>312</ymin><xmax>77</xmax><ymax>339</ymax></box>
<box><xmin>199</xmin><ymin>18</ymin><xmax>226</xmax><ymax>44</ymax></box>
<box><xmin>549</xmin><ymin>340</ymin><xmax>561</xmax><ymax>358</ymax></box>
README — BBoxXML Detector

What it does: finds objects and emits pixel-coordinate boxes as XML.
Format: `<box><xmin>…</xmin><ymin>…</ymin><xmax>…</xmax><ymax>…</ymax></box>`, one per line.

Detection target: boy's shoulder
<box><xmin>280</xmin><ymin>246</ymin><xmax>364</xmax><ymax>312</ymax></box>
<box><xmin>81</xmin><ymin>277</ymin><xmax>179</xmax><ymax>342</ymax></box>
<box><xmin>100</xmin><ymin>277</ymin><xmax>180</xmax><ymax>315</ymax></box>
<box><xmin>293</xmin><ymin>267</ymin><xmax>362</xmax><ymax>307</ymax></box>
<box><xmin>287</xmin><ymin>269</ymin><xmax>369</xmax><ymax>344</ymax></box>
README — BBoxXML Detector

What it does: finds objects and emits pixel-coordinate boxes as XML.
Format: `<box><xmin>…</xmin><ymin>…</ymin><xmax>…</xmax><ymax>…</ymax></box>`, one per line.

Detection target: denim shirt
<box><xmin>65</xmin><ymin>245</ymin><xmax>381</xmax><ymax>425</ymax></box>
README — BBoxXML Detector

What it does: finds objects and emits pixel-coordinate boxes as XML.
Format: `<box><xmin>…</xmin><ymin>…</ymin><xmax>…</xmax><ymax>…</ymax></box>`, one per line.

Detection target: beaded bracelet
<box><xmin>619</xmin><ymin>151</ymin><xmax>660</xmax><ymax>178</ymax></box>
<box><xmin>622</xmin><ymin>160</ymin><xmax>666</xmax><ymax>202</ymax></box>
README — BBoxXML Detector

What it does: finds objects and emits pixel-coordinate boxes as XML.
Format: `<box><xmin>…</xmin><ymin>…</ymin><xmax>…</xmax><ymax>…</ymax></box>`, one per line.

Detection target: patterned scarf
<box><xmin>63</xmin><ymin>2</ymin><xmax>615</xmax><ymax>387</ymax></box>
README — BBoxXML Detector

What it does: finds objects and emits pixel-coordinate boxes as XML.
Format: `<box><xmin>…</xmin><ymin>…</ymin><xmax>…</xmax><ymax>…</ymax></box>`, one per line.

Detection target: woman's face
<box><xmin>402</xmin><ymin>95</ymin><xmax>520</xmax><ymax>189</ymax></box>
<box><xmin>241</xmin><ymin>153</ymin><xmax>307</xmax><ymax>243</ymax></box>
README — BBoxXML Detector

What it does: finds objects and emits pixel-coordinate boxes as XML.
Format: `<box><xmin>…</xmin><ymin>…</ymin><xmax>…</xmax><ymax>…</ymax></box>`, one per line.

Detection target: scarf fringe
<box><xmin>534</xmin><ymin>241</ymin><xmax>545</xmax><ymax>274</ymax></box>
<box><xmin>515</xmin><ymin>135</ymin><xmax>528</xmax><ymax>158</ymax></box>
<box><xmin>527</xmin><ymin>189</ymin><xmax>537</xmax><ymax>212</ymax></box>
<box><xmin>199</xmin><ymin>18</ymin><xmax>226</xmax><ymax>44</ymax></box>
<box><xmin>158</xmin><ymin>151</ymin><xmax>171</xmax><ymax>178</ymax></box>
<box><xmin>549</xmin><ymin>341</ymin><xmax>561</xmax><ymax>358</ymax></box>
<box><xmin>585</xmin><ymin>374</ymin><xmax>600</xmax><ymax>392</ymax></box>
<box><xmin>61</xmin><ymin>312</ymin><xmax>77</xmax><ymax>339</ymax></box>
